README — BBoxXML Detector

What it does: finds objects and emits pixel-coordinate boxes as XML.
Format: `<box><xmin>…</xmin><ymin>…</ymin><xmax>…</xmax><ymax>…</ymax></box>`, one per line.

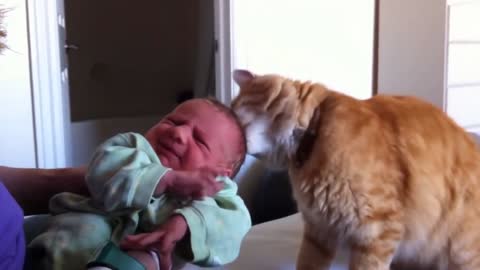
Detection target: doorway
<box><xmin>64</xmin><ymin>0</ymin><xmax>216</xmax><ymax>166</ymax></box>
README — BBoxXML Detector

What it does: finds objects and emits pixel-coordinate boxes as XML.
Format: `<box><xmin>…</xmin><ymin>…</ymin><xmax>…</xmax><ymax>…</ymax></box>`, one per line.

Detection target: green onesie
<box><xmin>27</xmin><ymin>132</ymin><xmax>251</xmax><ymax>270</ymax></box>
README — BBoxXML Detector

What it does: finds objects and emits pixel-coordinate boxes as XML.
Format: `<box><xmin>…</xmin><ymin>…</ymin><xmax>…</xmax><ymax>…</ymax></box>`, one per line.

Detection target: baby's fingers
<box><xmin>120</xmin><ymin>231</ymin><xmax>163</xmax><ymax>250</ymax></box>
<box><xmin>120</xmin><ymin>236</ymin><xmax>147</xmax><ymax>250</ymax></box>
<box><xmin>120</xmin><ymin>237</ymin><xmax>144</xmax><ymax>250</ymax></box>
<box><xmin>202</xmin><ymin>166</ymin><xmax>232</xmax><ymax>177</ymax></box>
<box><xmin>213</xmin><ymin>181</ymin><xmax>224</xmax><ymax>192</ymax></box>
<box><xmin>214</xmin><ymin>168</ymin><xmax>232</xmax><ymax>177</ymax></box>
<box><xmin>201</xmin><ymin>181</ymin><xmax>224</xmax><ymax>197</ymax></box>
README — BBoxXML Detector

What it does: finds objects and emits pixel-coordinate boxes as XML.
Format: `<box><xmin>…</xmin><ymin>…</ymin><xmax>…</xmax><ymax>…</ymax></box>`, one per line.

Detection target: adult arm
<box><xmin>0</xmin><ymin>166</ymin><xmax>88</xmax><ymax>215</ymax></box>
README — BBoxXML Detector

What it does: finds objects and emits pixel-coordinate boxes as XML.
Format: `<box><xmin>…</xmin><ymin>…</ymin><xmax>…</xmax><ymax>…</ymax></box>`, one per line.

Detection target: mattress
<box><xmin>182</xmin><ymin>213</ymin><xmax>350</xmax><ymax>270</ymax></box>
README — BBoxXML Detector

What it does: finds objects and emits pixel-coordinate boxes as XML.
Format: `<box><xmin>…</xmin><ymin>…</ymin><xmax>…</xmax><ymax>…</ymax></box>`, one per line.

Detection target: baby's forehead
<box><xmin>172</xmin><ymin>99</ymin><xmax>227</xmax><ymax>118</ymax></box>
<box><xmin>176</xmin><ymin>100</ymin><xmax>241</xmax><ymax>147</ymax></box>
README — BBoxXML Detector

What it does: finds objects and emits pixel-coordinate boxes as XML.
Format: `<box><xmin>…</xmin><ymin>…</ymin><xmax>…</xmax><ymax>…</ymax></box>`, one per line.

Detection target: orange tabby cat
<box><xmin>231</xmin><ymin>69</ymin><xmax>480</xmax><ymax>270</ymax></box>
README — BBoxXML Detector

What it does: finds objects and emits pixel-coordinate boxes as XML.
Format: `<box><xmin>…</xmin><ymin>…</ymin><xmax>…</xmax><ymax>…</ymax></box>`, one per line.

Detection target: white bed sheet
<box><xmin>182</xmin><ymin>213</ymin><xmax>350</xmax><ymax>270</ymax></box>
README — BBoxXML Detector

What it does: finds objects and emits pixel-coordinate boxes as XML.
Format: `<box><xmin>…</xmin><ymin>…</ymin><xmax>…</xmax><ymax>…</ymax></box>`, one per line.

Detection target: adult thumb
<box><xmin>159</xmin><ymin>251</ymin><xmax>173</xmax><ymax>270</ymax></box>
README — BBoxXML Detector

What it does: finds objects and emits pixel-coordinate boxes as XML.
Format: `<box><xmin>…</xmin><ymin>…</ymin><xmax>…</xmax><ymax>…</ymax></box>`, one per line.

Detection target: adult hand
<box><xmin>121</xmin><ymin>215</ymin><xmax>188</xmax><ymax>270</ymax></box>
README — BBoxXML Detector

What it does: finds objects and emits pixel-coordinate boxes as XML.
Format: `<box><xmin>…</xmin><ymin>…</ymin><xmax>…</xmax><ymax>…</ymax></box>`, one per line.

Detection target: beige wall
<box><xmin>377</xmin><ymin>0</ymin><xmax>447</xmax><ymax>109</ymax></box>
<box><xmin>0</xmin><ymin>0</ymin><xmax>36</xmax><ymax>167</ymax></box>
<box><xmin>66</xmin><ymin>0</ymin><xmax>201</xmax><ymax>121</ymax></box>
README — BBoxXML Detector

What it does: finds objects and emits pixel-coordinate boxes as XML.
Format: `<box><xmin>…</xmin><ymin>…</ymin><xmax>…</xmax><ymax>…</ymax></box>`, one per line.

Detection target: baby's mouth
<box><xmin>157</xmin><ymin>141</ymin><xmax>179</xmax><ymax>160</ymax></box>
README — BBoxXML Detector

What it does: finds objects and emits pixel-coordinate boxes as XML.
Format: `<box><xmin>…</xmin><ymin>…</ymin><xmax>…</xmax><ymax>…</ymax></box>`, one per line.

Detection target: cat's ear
<box><xmin>233</xmin><ymin>69</ymin><xmax>255</xmax><ymax>88</ymax></box>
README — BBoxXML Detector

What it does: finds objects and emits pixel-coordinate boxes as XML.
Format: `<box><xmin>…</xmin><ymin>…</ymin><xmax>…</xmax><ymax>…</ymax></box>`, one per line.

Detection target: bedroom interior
<box><xmin>2</xmin><ymin>0</ymin><xmax>479</xmax><ymax>167</ymax></box>
<box><xmin>1</xmin><ymin>0</ymin><xmax>480</xmax><ymax>269</ymax></box>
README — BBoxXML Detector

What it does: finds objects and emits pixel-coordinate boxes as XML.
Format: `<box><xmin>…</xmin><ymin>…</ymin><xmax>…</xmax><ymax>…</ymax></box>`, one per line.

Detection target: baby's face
<box><xmin>145</xmin><ymin>99</ymin><xmax>240</xmax><ymax>173</ymax></box>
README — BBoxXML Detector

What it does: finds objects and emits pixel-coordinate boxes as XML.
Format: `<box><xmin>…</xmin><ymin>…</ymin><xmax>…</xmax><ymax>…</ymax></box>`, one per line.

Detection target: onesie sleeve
<box><xmin>85</xmin><ymin>132</ymin><xmax>170</xmax><ymax>212</ymax></box>
<box><xmin>174</xmin><ymin>176</ymin><xmax>252</xmax><ymax>266</ymax></box>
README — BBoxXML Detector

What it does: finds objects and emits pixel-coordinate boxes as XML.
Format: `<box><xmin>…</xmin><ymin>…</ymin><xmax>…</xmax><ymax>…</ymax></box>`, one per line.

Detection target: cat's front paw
<box><xmin>349</xmin><ymin>243</ymin><xmax>395</xmax><ymax>270</ymax></box>
<box><xmin>297</xmin><ymin>233</ymin><xmax>335</xmax><ymax>270</ymax></box>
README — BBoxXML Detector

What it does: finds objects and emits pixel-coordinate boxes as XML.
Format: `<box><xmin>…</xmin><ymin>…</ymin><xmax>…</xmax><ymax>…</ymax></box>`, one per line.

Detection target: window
<box><xmin>446</xmin><ymin>0</ymin><xmax>480</xmax><ymax>132</ymax></box>
<box><xmin>230</xmin><ymin>0</ymin><xmax>375</xmax><ymax>101</ymax></box>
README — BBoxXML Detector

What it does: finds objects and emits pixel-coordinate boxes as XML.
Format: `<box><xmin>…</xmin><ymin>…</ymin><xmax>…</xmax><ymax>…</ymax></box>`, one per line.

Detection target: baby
<box><xmin>26</xmin><ymin>98</ymin><xmax>251</xmax><ymax>270</ymax></box>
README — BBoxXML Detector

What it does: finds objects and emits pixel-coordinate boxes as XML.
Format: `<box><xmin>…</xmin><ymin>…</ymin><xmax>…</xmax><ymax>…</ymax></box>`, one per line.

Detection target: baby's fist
<box><xmin>161</xmin><ymin>167</ymin><xmax>229</xmax><ymax>200</ymax></box>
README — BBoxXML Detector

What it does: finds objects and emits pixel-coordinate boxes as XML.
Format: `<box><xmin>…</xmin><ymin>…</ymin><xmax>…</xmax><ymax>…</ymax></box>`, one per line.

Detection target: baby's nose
<box><xmin>171</xmin><ymin>126</ymin><xmax>189</xmax><ymax>144</ymax></box>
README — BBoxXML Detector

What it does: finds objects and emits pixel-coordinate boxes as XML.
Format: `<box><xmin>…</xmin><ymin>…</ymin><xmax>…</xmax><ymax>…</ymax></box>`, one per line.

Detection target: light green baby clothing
<box><xmin>27</xmin><ymin>132</ymin><xmax>251</xmax><ymax>270</ymax></box>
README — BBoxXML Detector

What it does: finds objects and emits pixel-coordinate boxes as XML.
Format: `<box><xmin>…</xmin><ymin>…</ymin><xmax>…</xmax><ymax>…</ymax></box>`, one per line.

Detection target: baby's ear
<box><xmin>233</xmin><ymin>69</ymin><xmax>255</xmax><ymax>88</ymax></box>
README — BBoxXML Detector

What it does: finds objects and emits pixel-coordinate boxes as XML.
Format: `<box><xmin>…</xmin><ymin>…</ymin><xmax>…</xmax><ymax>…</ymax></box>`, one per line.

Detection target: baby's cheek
<box><xmin>181</xmin><ymin>149</ymin><xmax>208</xmax><ymax>170</ymax></box>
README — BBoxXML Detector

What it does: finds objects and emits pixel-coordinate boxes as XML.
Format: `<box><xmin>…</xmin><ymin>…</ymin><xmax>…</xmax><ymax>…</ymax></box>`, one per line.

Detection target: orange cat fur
<box><xmin>231</xmin><ymin>70</ymin><xmax>480</xmax><ymax>270</ymax></box>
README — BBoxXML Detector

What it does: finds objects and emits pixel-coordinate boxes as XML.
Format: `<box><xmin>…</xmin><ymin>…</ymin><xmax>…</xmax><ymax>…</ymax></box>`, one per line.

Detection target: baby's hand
<box><xmin>157</xmin><ymin>166</ymin><xmax>229</xmax><ymax>200</ymax></box>
<box><xmin>121</xmin><ymin>215</ymin><xmax>188</xmax><ymax>270</ymax></box>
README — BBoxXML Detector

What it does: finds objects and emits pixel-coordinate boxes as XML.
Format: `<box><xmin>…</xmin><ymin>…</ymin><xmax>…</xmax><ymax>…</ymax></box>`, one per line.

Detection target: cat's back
<box><xmin>323</xmin><ymin>93</ymin><xmax>479</xmax><ymax>159</ymax></box>
<box><xmin>312</xmin><ymin>92</ymin><xmax>480</xmax><ymax>204</ymax></box>
<box><xmin>365</xmin><ymin>94</ymin><xmax>479</xmax><ymax>166</ymax></box>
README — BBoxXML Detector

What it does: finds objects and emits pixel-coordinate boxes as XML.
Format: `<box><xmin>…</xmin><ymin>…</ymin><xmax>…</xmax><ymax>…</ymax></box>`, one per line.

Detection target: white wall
<box><xmin>0</xmin><ymin>0</ymin><xmax>36</xmax><ymax>168</ymax></box>
<box><xmin>377</xmin><ymin>0</ymin><xmax>448</xmax><ymax>109</ymax></box>
<box><xmin>231</xmin><ymin>0</ymin><xmax>375</xmax><ymax>100</ymax></box>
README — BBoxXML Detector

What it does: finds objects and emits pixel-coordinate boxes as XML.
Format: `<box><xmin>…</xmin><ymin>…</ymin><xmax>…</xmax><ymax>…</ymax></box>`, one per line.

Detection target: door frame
<box><xmin>213</xmin><ymin>0</ymin><xmax>234</xmax><ymax>105</ymax></box>
<box><xmin>28</xmin><ymin>0</ymin><xmax>233</xmax><ymax>167</ymax></box>
<box><xmin>27</xmin><ymin>0</ymin><xmax>71</xmax><ymax>168</ymax></box>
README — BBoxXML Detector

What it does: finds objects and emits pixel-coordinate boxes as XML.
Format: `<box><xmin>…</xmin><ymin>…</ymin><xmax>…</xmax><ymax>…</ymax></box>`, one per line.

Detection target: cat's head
<box><xmin>231</xmin><ymin>69</ymin><xmax>302</xmax><ymax>169</ymax></box>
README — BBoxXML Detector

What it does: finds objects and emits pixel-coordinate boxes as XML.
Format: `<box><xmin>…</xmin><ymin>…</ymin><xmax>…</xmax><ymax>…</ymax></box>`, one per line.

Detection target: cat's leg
<box><xmin>349</xmin><ymin>225</ymin><xmax>402</xmax><ymax>270</ymax></box>
<box><xmin>448</xmin><ymin>232</ymin><xmax>480</xmax><ymax>270</ymax></box>
<box><xmin>296</xmin><ymin>222</ymin><xmax>337</xmax><ymax>270</ymax></box>
<box><xmin>450</xmin><ymin>248</ymin><xmax>480</xmax><ymax>270</ymax></box>
<box><xmin>449</xmin><ymin>219</ymin><xmax>480</xmax><ymax>270</ymax></box>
